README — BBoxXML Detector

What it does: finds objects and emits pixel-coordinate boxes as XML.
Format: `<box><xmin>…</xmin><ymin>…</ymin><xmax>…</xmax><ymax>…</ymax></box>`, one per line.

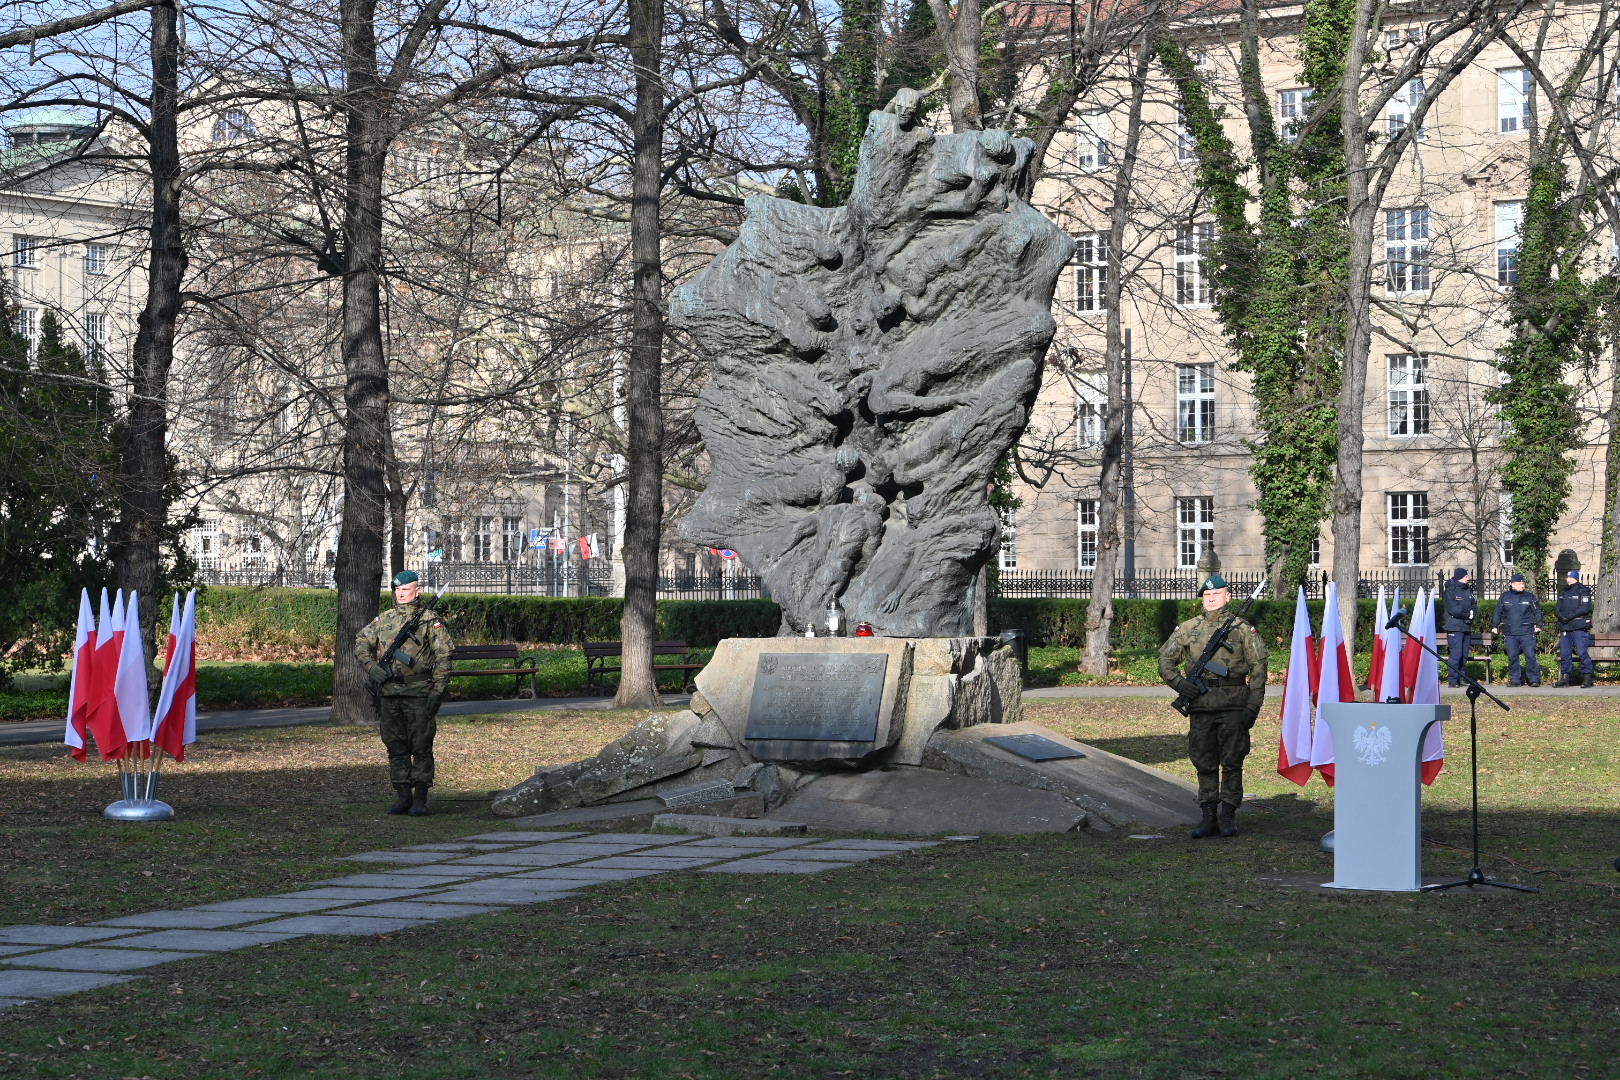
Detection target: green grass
<box><xmin>2</xmin><ymin>697</ymin><xmax>1619</xmax><ymax>1076</ymax></box>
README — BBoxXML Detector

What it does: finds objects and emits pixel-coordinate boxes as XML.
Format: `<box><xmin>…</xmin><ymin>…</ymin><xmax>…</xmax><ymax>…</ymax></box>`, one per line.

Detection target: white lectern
<box><xmin>1318</xmin><ymin>703</ymin><xmax>1448</xmax><ymax>892</ymax></box>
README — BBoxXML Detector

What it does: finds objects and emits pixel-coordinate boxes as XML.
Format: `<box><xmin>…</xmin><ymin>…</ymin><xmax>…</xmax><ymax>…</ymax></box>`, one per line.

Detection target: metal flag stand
<box><xmin>104</xmin><ymin>741</ymin><xmax>175</xmax><ymax>821</ymax></box>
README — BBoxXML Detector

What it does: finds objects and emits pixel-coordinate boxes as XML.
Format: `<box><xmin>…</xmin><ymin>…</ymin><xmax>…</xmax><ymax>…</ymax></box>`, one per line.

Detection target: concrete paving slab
<box><xmin>402</xmin><ymin>842</ymin><xmax>521</xmax><ymax>851</ymax></box>
<box><xmin>680</xmin><ymin>836</ymin><xmax>818</xmax><ymax>849</ymax></box>
<box><xmin>312</xmin><ymin>873</ymin><xmax>475</xmax><ymax>888</ymax></box>
<box><xmin>0</xmin><ymin>925</ymin><xmax>135</xmax><ymax>946</ymax></box>
<box><xmin>752</xmin><ymin>849</ymin><xmax>886</xmax><ymax>862</ymax></box>
<box><xmin>512</xmin><ymin>843</ymin><xmax>666</xmax><ymax>858</ymax></box>
<box><xmin>574</xmin><ymin>833</ymin><xmax>693</xmax><ymax>845</ymax></box>
<box><xmin>337</xmin><ymin>851</ymin><xmax>456</xmax><ymax>864</ymax></box>
<box><xmin>699</xmin><ymin>859</ymin><xmax>853</xmax><ymax>875</ymax></box>
<box><xmin>651</xmin><ymin>814</ymin><xmax>807</xmax><ymax>837</ymax></box>
<box><xmin>0</xmin><ymin>970</ymin><xmax>138</xmax><ymax>999</ymax></box>
<box><xmin>416</xmin><ymin>887</ymin><xmax>573</xmax><ymax>905</ymax></box>
<box><xmin>509</xmin><ymin>867</ymin><xmax>667</xmax><ymax>882</ymax></box>
<box><xmin>4</xmin><ymin>947</ymin><xmax>204</xmax><ymax>972</ymax></box>
<box><xmin>597</xmin><ymin>847</ymin><xmax>723</xmax><ymax>859</ymax></box>
<box><xmin>328</xmin><ymin>901</ymin><xmax>503</xmax><ymax>918</ymax></box>
<box><xmin>275</xmin><ymin>887</ymin><xmax>433</xmax><ymax>901</ymax></box>
<box><xmin>101</xmin><ymin>929</ymin><xmax>305</xmax><ymax>953</ymax></box>
<box><xmin>94</xmin><ymin>910</ymin><xmax>277</xmax><ymax>930</ymax></box>
<box><xmin>388</xmin><ymin>864</ymin><xmax>517</xmax><ymax>877</ymax></box>
<box><xmin>0</xmin><ymin>945</ymin><xmax>46</xmax><ymax>956</ymax></box>
<box><xmin>462</xmin><ymin>831</ymin><xmax>589</xmax><ymax>842</ymax></box>
<box><xmin>800</xmin><ymin>839</ymin><xmax>941</xmax><ymax>851</ymax></box>
<box><xmin>768</xmin><ymin>769</ymin><xmax>1087</xmax><ymax>835</ymax></box>
<box><xmin>443</xmin><ymin>852</ymin><xmax>585</xmax><ymax>867</ymax></box>
<box><xmin>574</xmin><ymin>855</ymin><xmax>724</xmax><ymax>870</ymax></box>
<box><xmin>246</xmin><ymin>915</ymin><xmax>435</xmax><ymax>936</ymax></box>
<box><xmin>194</xmin><ymin>898</ymin><xmax>346</xmax><ymax>914</ymax></box>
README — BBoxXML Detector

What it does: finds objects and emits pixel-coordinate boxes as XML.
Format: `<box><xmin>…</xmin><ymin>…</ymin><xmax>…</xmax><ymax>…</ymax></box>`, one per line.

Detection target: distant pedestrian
<box><xmin>1492</xmin><ymin>573</ymin><xmax>1543</xmax><ymax>687</ymax></box>
<box><xmin>1555</xmin><ymin>569</ymin><xmax>1596</xmax><ymax>688</ymax></box>
<box><xmin>1441</xmin><ymin>567</ymin><xmax>1477</xmax><ymax>687</ymax></box>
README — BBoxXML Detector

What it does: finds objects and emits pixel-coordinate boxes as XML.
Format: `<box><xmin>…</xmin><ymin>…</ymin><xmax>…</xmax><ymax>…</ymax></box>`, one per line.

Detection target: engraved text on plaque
<box><xmin>744</xmin><ymin>652</ymin><xmax>889</xmax><ymax>743</ymax></box>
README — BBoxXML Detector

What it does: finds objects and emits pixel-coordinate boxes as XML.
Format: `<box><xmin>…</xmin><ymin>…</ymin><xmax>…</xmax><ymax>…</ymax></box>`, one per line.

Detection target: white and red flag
<box><xmin>1399</xmin><ymin>588</ymin><xmax>1426</xmax><ymax>703</ymax></box>
<box><xmin>112</xmin><ymin>591</ymin><xmax>152</xmax><ymax>750</ymax></box>
<box><xmin>152</xmin><ymin>590</ymin><xmax>199</xmax><ymax>762</ymax></box>
<box><xmin>1376</xmin><ymin>586</ymin><xmax>1404</xmax><ymax>702</ymax></box>
<box><xmin>1309</xmin><ymin>580</ymin><xmax>1356</xmax><ymax>786</ymax></box>
<box><xmin>1411</xmin><ymin>591</ymin><xmax>1445</xmax><ymax>784</ymax></box>
<box><xmin>85</xmin><ymin>589</ymin><xmax>126</xmax><ymax>760</ymax></box>
<box><xmin>63</xmin><ymin>589</ymin><xmax>97</xmax><ymax>762</ymax></box>
<box><xmin>578</xmin><ymin>533</ymin><xmax>600</xmax><ymax>560</ymax></box>
<box><xmin>1276</xmin><ymin>587</ymin><xmax>1316</xmax><ymax>787</ymax></box>
<box><xmin>1369</xmin><ymin>587</ymin><xmax>1388</xmax><ymax>700</ymax></box>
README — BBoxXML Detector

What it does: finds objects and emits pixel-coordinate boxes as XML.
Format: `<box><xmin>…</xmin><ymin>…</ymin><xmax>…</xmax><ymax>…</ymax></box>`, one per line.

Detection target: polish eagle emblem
<box><xmin>1352</xmin><ymin>721</ymin><xmax>1393</xmax><ymax>767</ymax></box>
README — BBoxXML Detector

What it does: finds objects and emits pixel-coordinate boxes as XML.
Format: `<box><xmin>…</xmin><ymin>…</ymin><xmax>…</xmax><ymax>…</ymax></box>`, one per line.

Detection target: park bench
<box><xmin>1584</xmin><ymin>632</ymin><xmax>1620</xmax><ymax>677</ymax></box>
<box><xmin>1464</xmin><ymin>631</ymin><xmax>1494</xmax><ymax>684</ymax></box>
<box><xmin>446</xmin><ymin>644</ymin><xmax>540</xmax><ymax>699</ymax></box>
<box><xmin>583</xmin><ymin>640</ymin><xmax>705</xmax><ymax>696</ymax></box>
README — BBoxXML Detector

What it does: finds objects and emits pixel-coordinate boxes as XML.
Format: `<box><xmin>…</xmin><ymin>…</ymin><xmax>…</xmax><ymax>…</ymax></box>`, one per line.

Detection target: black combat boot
<box><xmin>386</xmin><ymin>783</ymin><xmax>412</xmax><ymax>815</ymax></box>
<box><xmin>1191</xmin><ymin>803</ymin><xmax>1219</xmax><ymax>839</ymax></box>
<box><xmin>1217</xmin><ymin>803</ymin><xmax>1239</xmax><ymax>837</ymax></box>
<box><xmin>409</xmin><ymin>782</ymin><xmax>430</xmax><ymax>816</ymax></box>
<box><xmin>1584</xmin><ymin>672</ymin><xmax>1595</xmax><ymax>688</ymax></box>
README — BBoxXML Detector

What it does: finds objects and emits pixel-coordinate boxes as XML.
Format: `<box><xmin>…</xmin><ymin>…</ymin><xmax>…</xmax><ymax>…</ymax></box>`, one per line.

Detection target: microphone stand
<box><xmin>1384</xmin><ymin>613</ymin><xmax>1537</xmax><ymax>893</ymax></box>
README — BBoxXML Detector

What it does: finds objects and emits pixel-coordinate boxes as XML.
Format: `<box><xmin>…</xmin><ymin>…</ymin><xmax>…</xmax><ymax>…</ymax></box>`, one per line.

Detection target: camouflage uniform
<box><xmin>1158</xmin><ymin>607</ymin><xmax>1269</xmax><ymax>809</ymax></box>
<box><xmin>354</xmin><ymin>602</ymin><xmax>454</xmax><ymax>786</ymax></box>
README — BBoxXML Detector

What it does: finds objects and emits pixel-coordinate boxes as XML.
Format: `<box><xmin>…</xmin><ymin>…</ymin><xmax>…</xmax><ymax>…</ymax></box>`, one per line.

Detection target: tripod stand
<box><xmin>1386</xmin><ymin>613</ymin><xmax>1537</xmax><ymax>893</ymax></box>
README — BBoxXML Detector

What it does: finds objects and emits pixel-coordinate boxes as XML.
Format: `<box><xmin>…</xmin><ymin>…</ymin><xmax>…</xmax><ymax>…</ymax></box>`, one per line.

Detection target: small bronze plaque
<box><xmin>744</xmin><ymin>652</ymin><xmax>889</xmax><ymax>743</ymax></box>
<box><xmin>984</xmin><ymin>733</ymin><xmax>1085</xmax><ymax>762</ymax></box>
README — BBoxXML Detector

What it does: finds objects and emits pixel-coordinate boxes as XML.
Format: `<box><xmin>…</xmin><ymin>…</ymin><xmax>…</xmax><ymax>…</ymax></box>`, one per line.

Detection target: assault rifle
<box><xmin>367</xmin><ymin>587</ymin><xmax>445</xmax><ymax>702</ymax></box>
<box><xmin>1170</xmin><ymin>578</ymin><xmax>1267</xmax><ymax>717</ymax></box>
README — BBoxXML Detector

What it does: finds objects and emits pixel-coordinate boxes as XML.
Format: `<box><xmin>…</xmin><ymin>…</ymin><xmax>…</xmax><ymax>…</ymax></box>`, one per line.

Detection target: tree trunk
<box><xmin>114</xmin><ymin>0</ymin><xmax>186</xmax><ymax>674</ymax></box>
<box><xmin>331</xmin><ymin>0</ymin><xmax>392</xmax><ymax>724</ymax></box>
<box><xmin>928</xmin><ymin>0</ymin><xmax>982</xmax><ymax>133</ymax></box>
<box><xmin>384</xmin><ymin>420</ymin><xmax>407</xmax><ymax>578</ymax></box>
<box><xmin>613</xmin><ymin>0</ymin><xmax>666</xmax><ymax>708</ymax></box>
<box><xmin>1329</xmin><ymin>0</ymin><xmax>1376</xmax><ymax>646</ymax></box>
<box><xmin>1595</xmin><ymin>341</ymin><xmax>1620</xmax><ymax>630</ymax></box>
<box><xmin>1080</xmin><ymin>36</ymin><xmax>1152</xmax><ymax>676</ymax></box>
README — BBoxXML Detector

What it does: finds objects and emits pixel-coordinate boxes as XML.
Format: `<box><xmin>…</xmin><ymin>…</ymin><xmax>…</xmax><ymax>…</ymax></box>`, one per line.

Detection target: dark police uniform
<box><xmin>1555</xmin><ymin>577</ymin><xmax>1595</xmax><ymax>686</ymax></box>
<box><xmin>1158</xmin><ymin>583</ymin><xmax>1268</xmax><ymax>837</ymax></box>
<box><xmin>354</xmin><ymin>593</ymin><xmax>453</xmax><ymax>802</ymax></box>
<box><xmin>1441</xmin><ymin>570</ymin><xmax>1477</xmax><ymax>687</ymax></box>
<box><xmin>1492</xmin><ymin>585</ymin><xmax>1543</xmax><ymax>686</ymax></box>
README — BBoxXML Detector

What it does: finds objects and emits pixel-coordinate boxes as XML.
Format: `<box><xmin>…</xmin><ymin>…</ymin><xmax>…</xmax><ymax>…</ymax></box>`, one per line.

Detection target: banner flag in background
<box><xmin>64</xmin><ymin>589</ymin><xmax>97</xmax><ymax>762</ymax></box>
<box><xmin>1276</xmin><ymin>587</ymin><xmax>1316</xmax><ymax>787</ymax></box>
<box><xmin>152</xmin><ymin>590</ymin><xmax>199</xmax><ymax>762</ymax></box>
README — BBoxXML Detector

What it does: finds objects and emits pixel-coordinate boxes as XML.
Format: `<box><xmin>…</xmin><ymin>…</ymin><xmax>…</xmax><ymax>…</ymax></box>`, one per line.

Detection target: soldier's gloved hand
<box><xmin>426</xmin><ymin>693</ymin><xmax>444</xmax><ymax>715</ymax></box>
<box><xmin>366</xmin><ymin>663</ymin><xmax>389</xmax><ymax>685</ymax></box>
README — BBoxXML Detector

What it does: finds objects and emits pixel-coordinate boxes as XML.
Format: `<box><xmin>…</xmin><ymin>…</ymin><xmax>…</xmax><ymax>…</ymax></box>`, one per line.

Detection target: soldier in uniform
<box><xmin>354</xmin><ymin>570</ymin><xmax>454</xmax><ymax>815</ymax></box>
<box><xmin>1158</xmin><ymin>573</ymin><xmax>1269</xmax><ymax>839</ymax></box>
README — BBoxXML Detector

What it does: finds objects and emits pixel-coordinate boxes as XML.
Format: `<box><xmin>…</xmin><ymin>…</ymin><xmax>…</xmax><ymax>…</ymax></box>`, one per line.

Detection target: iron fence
<box><xmin>991</xmin><ymin>568</ymin><xmax>1577</xmax><ymax>601</ymax></box>
<box><xmin>198</xmin><ymin>562</ymin><xmax>769</xmax><ymax>600</ymax></box>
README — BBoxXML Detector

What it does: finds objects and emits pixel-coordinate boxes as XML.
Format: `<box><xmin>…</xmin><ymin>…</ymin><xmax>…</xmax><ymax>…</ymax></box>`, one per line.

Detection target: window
<box><xmin>421</xmin><ymin>469</ymin><xmax>437</xmax><ymax>508</ymax></box>
<box><xmin>15</xmin><ymin>307</ymin><xmax>38</xmax><ymax>345</ymax></box>
<box><xmin>1385</xmin><ymin>207</ymin><xmax>1430</xmax><ymax>293</ymax></box>
<box><xmin>442</xmin><ymin>520</ymin><xmax>463</xmax><ymax>562</ymax></box>
<box><xmin>998</xmin><ymin>509</ymin><xmax>1017</xmax><ymax>571</ymax></box>
<box><xmin>1075</xmin><ymin>372</ymin><xmax>1107</xmax><ymax>448</ymax></box>
<box><xmin>1388</xmin><ymin>492</ymin><xmax>1430</xmax><ymax>566</ymax></box>
<box><xmin>473</xmin><ymin>516</ymin><xmax>495</xmax><ymax>562</ymax></box>
<box><xmin>1387</xmin><ymin>78</ymin><xmax>1425</xmax><ymax>140</ymax></box>
<box><xmin>1078</xmin><ymin>500</ymin><xmax>1099</xmax><ymax>570</ymax></box>
<box><xmin>502</xmin><ymin>516</ymin><xmax>523</xmax><ymax>561</ymax></box>
<box><xmin>1177</xmin><ymin>497</ymin><xmax>1214</xmax><ymax>569</ymax></box>
<box><xmin>424</xmin><ymin>527</ymin><xmax>443</xmax><ymax>562</ymax></box>
<box><xmin>1495</xmin><ymin>201</ymin><xmax>1523</xmax><ymax>286</ymax></box>
<box><xmin>1076</xmin><ymin>110</ymin><xmax>1110</xmax><ymax>172</ymax></box>
<box><xmin>211</xmin><ymin>110</ymin><xmax>256</xmax><ymax>142</ymax></box>
<box><xmin>1387</xmin><ymin>353</ymin><xmax>1430</xmax><ymax>436</ymax></box>
<box><xmin>240</xmin><ymin>525</ymin><xmax>265</xmax><ymax>569</ymax></box>
<box><xmin>1072</xmin><ymin>232</ymin><xmax>1109</xmax><ymax>314</ymax></box>
<box><xmin>1499</xmin><ymin>495</ymin><xmax>1515</xmax><ymax>567</ymax></box>
<box><xmin>1498</xmin><ymin>68</ymin><xmax>1530</xmax><ymax>132</ymax></box>
<box><xmin>193</xmin><ymin>520</ymin><xmax>220</xmax><ymax>570</ymax></box>
<box><xmin>1175</xmin><ymin>223</ymin><xmax>1213</xmax><ymax>306</ymax></box>
<box><xmin>12</xmin><ymin>235</ymin><xmax>37</xmax><ymax>268</ymax></box>
<box><xmin>1175</xmin><ymin>106</ymin><xmax>1196</xmax><ymax>162</ymax></box>
<box><xmin>1384</xmin><ymin>26</ymin><xmax>1423</xmax><ymax>50</ymax></box>
<box><xmin>1177</xmin><ymin>363</ymin><xmax>1216</xmax><ymax>443</ymax></box>
<box><xmin>84</xmin><ymin>243</ymin><xmax>109</xmax><ymax>276</ymax></box>
<box><xmin>85</xmin><ymin>312</ymin><xmax>106</xmax><ymax>362</ymax></box>
<box><xmin>1278</xmin><ymin>88</ymin><xmax>1312</xmax><ymax>142</ymax></box>
<box><xmin>1309</xmin><ymin>533</ymin><xmax>1322</xmax><ymax>568</ymax></box>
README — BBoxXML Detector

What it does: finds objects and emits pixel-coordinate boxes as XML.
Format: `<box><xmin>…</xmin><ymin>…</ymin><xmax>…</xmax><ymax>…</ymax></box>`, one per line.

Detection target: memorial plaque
<box><xmin>984</xmin><ymin>733</ymin><xmax>1085</xmax><ymax>762</ymax></box>
<box><xmin>657</xmin><ymin>778</ymin><xmax>737</xmax><ymax>809</ymax></box>
<box><xmin>744</xmin><ymin>652</ymin><xmax>889</xmax><ymax>743</ymax></box>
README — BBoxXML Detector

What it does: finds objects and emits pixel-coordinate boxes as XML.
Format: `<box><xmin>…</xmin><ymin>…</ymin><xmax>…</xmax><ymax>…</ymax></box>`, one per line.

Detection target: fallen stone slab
<box><xmin>276</xmin><ymin>887</ymin><xmax>434</xmax><ymax>901</ymax></box>
<box><xmin>766</xmin><ymin>768</ymin><xmax>1087</xmax><ymax>835</ymax></box>
<box><xmin>651</xmin><ymin>814</ymin><xmax>808</xmax><ymax>838</ymax></box>
<box><xmin>246</xmin><ymin>915</ymin><xmax>435</xmax><ymax>936</ymax></box>
<box><xmin>699</xmin><ymin>860</ymin><xmax>857</xmax><ymax>875</ymax></box>
<box><xmin>4</xmin><ymin>947</ymin><xmax>204</xmax><ymax>972</ymax></box>
<box><xmin>312</xmin><ymin>873</ymin><xmax>475</xmax><ymax>889</ymax></box>
<box><xmin>100</xmin><ymin>929</ymin><xmax>304</xmax><ymax>953</ymax></box>
<box><xmin>337</xmin><ymin>851</ymin><xmax>456</xmax><ymax>865</ymax></box>
<box><xmin>326</xmin><ymin>901</ymin><xmax>502</xmax><ymax>919</ymax></box>
<box><xmin>194</xmin><ymin>898</ymin><xmax>347</xmax><ymax>914</ymax></box>
<box><xmin>0</xmin><ymin>926</ymin><xmax>135</xmax><ymax>946</ymax></box>
<box><xmin>679</xmin><ymin>835</ymin><xmax>818</xmax><ymax>849</ymax></box>
<box><xmin>924</xmin><ymin>721</ymin><xmax>1200</xmax><ymax>829</ymax></box>
<box><xmin>508</xmin><ymin>868</ymin><xmax>667</xmax><ymax>882</ymax></box>
<box><xmin>461</xmin><ymin>831</ymin><xmax>590</xmax><ymax>842</ymax></box>
<box><xmin>0</xmin><ymin>970</ymin><xmax>138</xmax><ymax>1000</ymax></box>
<box><xmin>95</xmin><ymin>910</ymin><xmax>276</xmax><ymax>930</ymax></box>
<box><xmin>575</xmin><ymin>855</ymin><xmax>725</xmax><ymax>870</ymax></box>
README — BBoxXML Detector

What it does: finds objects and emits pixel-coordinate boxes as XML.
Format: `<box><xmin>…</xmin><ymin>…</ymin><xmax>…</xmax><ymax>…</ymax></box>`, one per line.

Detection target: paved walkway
<box><xmin>0</xmin><ymin>827</ymin><xmax>937</xmax><ymax>1008</ymax></box>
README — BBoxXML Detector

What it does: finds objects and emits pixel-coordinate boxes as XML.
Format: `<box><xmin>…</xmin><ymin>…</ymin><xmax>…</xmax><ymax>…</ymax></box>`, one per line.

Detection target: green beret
<box><xmin>391</xmin><ymin>570</ymin><xmax>421</xmax><ymax>587</ymax></box>
<box><xmin>1198</xmin><ymin>573</ymin><xmax>1229</xmax><ymax>596</ymax></box>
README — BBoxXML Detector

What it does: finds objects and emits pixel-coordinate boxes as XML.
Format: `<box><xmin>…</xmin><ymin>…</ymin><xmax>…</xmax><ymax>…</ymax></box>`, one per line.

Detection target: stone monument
<box><xmin>491</xmin><ymin>97</ymin><xmax>1194</xmax><ymax>832</ymax></box>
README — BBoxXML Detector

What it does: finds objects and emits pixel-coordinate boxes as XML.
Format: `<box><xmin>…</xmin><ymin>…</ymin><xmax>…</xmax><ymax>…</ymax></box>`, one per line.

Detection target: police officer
<box><xmin>1441</xmin><ymin>567</ymin><xmax>1477</xmax><ymax>688</ymax></box>
<box><xmin>1158</xmin><ymin>573</ymin><xmax>1269</xmax><ymax>839</ymax></box>
<box><xmin>1492</xmin><ymin>573</ymin><xmax>1543</xmax><ymax>687</ymax></box>
<box><xmin>1555</xmin><ymin>568</ymin><xmax>1595</xmax><ymax>688</ymax></box>
<box><xmin>354</xmin><ymin>570</ymin><xmax>454</xmax><ymax>815</ymax></box>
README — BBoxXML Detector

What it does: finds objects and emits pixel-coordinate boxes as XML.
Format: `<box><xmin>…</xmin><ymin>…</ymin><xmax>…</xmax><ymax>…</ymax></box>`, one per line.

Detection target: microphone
<box><xmin>1385</xmin><ymin>608</ymin><xmax>1409</xmax><ymax>630</ymax></box>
